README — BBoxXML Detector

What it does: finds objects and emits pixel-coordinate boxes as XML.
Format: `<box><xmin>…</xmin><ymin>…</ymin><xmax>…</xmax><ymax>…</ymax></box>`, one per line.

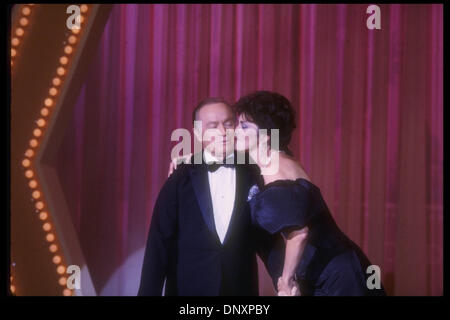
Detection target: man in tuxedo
<box><xmin>137</xmin><ymin>97</ymin><xmax>283</xmax><ymax>296</ymax></box>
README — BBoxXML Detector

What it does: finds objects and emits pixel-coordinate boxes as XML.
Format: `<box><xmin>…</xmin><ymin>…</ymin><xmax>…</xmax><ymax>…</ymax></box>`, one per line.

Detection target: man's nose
<box><xmin>217</xmin><ymin>123</ymin><xmax>226</xmax><ymax>135</ymax></box>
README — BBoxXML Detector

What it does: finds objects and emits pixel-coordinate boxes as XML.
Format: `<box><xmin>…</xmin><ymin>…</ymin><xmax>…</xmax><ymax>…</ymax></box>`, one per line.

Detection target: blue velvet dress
<box><xmin>247</xmin><ymin>178</ymin><xmax>386</xmax><ymax>296</ymax></box>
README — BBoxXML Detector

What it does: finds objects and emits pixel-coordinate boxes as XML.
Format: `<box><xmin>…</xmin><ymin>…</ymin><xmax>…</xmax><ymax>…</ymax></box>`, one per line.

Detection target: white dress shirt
<box><xmin>203</xmin><ymin>150</ymin><xmax>236</xmax><ymax>244</ymax></box>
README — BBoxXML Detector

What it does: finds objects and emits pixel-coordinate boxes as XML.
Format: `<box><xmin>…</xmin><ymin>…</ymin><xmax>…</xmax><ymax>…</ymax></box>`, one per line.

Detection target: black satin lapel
<box><xmin>189</xmin><ymin>165</ymin><xmax>219</xmax><ymax>240</ymax></box>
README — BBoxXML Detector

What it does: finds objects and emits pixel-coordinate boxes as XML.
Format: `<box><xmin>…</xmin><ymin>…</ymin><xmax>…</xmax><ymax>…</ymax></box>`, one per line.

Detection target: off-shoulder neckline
<box><xmin>247</xmin><ymin>178</ymin><xmax>320</xmax><ymax>203</ymax></box>
<box><xmin>259</xmin><ymin>177</ymin><xmax>318</xmax><ymax>192</ymax></box>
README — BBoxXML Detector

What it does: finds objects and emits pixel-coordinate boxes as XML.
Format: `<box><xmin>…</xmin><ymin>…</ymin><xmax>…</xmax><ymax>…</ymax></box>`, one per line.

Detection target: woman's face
<box><xmin>235</xmin><ymin>113</ymin><xmax>260</xmax><ymax>152</ymax></box>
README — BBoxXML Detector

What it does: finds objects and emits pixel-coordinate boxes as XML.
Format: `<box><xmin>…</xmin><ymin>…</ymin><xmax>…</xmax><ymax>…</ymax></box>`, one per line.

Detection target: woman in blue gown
<box><xmin>233</xmin><ymin>91</ymin><xmax>386</xmax><ymax>296</ymax></box>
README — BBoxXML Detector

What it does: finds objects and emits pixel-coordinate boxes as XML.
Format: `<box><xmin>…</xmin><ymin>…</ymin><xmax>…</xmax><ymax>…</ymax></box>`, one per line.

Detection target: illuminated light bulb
<box><xmin>22</xmin><ymin>6</ymin><xmax>31</xmax><ymax>16</ymax></box>
<box><xmin>41</xmin><ymin>108</ymin><xmax>49</xmax><ymax>116</ymax></box>
<box><xmin>25</xmin><ymin>148</ymin><xmax>34</xmax><ymax>157</ymax></box>
<box><xmin>12</xmin><ymin>38</ymin><xmax>20</xmax><ymax>46</ymax></box>
<box><xmin>11</xmin><ymin>61</ymin><xmax>14</xmax><ymax>67</ymax></box>
<box><xmin>68</xmin><ymin>35</ymin><xmax>77</xmax><ymax>44</ymax></box>
<box><xmin>63</xmin><ymin>288</ymin><xmax>72</xmax><ymax>296</ymax></box>
<box><xmin>36</xmin><ymin>119</ymin><xmax>46</xmax><ymax>127</ymax></box>
<box><xmin>39</xmin><ymin>211</ymin><xmax>48</xmax><ymax>220</ymax></box>
<box><xmin>10</xmin><ymin>285</ymin><xmax>16</xmax><ymax>294</ymax></box>
<box><xmin>80</xmin><ymin>4</ymin><xmax>88</xmax><ymax>13</ymax></box>
<box><xmin>52</xmin><ymin>77</ymin><xmax>61</xmax><ymax>86</ymax></box>
<box><xmin>16</xmin><ymin>28</ymin><xmax>24</xmax><ymax>36</ymax></box>
<box><xmin>29</xmin><ymin>179</ymin><xmax>38</xmax><ymax>188</ymax></box>
<box><xmin>72</xmin><ymin>28</ymin><xmax>80</xmax><ymax>35</ymax></box>
<box><xmin>33</xmin><ymin>128</ymin><xmax>42</xmax><ymax>137</ymax></box>
<box><xmin>46</xmin><ymin>233</ymin><xmax>55</xmax><ymax>242</ymax></box>
<box><xmin>79</xmin><ymin>15</ymin><xmax>85</xmax><ymax>23</ymax></box>
<box><xmin>53</xmin><ymin>255</ymin><xmax>61</xmax><ymax>264</ymax></box>
<box><xmin>57</xmin><ymin>265</ymin><xmax>65</xmax><ymax>274</ymax></box>
<box><xmin>49</xmin><ymin>244</ymin><xmax>58</xmax><ymax>252</ymax></box>
<box><xmin>49</xmin><ymin>88</ymin><xmax>58</xmax><ymax>97</ymax></box>
<box><xmin>32</xmin><ymin>190</ymin><xmax>41</xmax><ymax>199</ymax></box>
<box><xmin>22</xmin><ymin>159</ymin><xmax>31</xmax><ymax>167</ymax></box>
<box><xmin>59</xmin><ymin>277</ymin><xmax>67</xmax><ymax>286</ymax></box>
<box><xmin>20</xmin><ymin>17</ymin><xmax>29</xmax><ymax>26</ymax></box>
<box><xmin>43</xmin><ymin>222</ymin><xmax>52</xmax><ymax>231</ymax></box>
<box><xmin>25</xmin><ymin>170</ymin><xmax>34</xmax><ymax>178</ymax></box>
<box><xmin>44</xmin><ymin>98</ymin><xmax>53</xmax><ymax>107</ymax></box>
<box><xmin>29</xmin><ymin>139</ymin><xmax>38</xmax><ymax>147</ymax></box>
<box><xmin>57</xmin><ymin>67</ymin><xmax>66</xmax><ymax>76</ymax></box>
<box><xmin>11</xmin><ymin>48</ymin><xmax>16</xmax><ymax>57</ymax></box>
<box><xmin>59</xmin><ymin>56</ymin><xmax>68</xmax><ymax>65</ymax></box>
<box><xmin>64</xmin><ymin>45</ymin><xmax>73</xmax><ymax>55</ymax></box>
<box><xmin>35</xmin><ymin>201</ymin><xmax>44</xmax><ymax>210</ymax></box>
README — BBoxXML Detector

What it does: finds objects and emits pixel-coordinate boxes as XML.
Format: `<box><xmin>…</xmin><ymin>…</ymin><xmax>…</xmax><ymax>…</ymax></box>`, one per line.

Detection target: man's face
<box><xmin>235</xmin><ymin>113</ymin><xmax>261</xmax><ymax>153</ymax></box>
<box><xmin>194</xmin><ymin>102</ymin><xmax>235</xmax><ymax>158</ymax></box>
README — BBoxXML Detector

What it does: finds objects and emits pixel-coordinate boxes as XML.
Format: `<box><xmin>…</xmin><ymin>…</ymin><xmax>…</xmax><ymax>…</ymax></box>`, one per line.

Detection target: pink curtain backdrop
<box><xmin>55</xmin><ymin>4</ymin><xmax>443</xmax><ymax>295</ymax></box>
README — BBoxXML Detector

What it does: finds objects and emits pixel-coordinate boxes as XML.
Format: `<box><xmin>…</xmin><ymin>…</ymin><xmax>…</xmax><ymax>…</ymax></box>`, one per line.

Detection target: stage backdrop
<box><xmin>55</xmin><ymin>4</ymin><xmax>442</xmax><ymax>295</ymax></box>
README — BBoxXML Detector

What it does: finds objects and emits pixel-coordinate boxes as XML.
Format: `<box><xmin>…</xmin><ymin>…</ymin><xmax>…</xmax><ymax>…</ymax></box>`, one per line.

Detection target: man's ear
<box><xmin>193</xmin><ymin>120</ymin><xmax>203</xmax><ymax>142</ymax></box>
<box><xmin>193</xmin><ymin>128</ymin><xmax>202</xmax><ymax>142</ymax></box>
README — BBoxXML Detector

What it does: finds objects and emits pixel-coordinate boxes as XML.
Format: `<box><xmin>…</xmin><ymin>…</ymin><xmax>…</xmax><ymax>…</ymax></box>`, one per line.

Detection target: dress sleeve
<box><xmin>249</xmin><ymin>182</ymin><xmax>316</xmax><ymax>235</ymax></box>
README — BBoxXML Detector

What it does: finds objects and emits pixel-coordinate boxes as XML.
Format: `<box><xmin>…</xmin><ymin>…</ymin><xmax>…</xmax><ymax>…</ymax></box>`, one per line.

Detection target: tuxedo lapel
<box><xmin>189</xmin><ymin>164</ymin><xmax>220</xmax><ymax>242</ymax></box>
<box><xmin>222</xmin><ymin>164</ymin><xmax>252</xmax><ymax>244</ymax></box>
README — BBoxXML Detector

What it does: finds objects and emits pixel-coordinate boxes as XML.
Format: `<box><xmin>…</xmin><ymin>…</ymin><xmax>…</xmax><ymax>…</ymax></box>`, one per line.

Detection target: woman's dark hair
<box><xmin>233</xmin><ymin>91</ymin><xmax>297</xmax><ymax>154</ymax></box>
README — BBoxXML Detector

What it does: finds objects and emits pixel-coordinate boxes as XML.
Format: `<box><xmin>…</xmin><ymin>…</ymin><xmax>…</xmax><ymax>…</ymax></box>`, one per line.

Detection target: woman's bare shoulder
<box><xmin>279</xmin><ymin>156</ymin><xmax>311</xmax><ymax>181</ymax></box>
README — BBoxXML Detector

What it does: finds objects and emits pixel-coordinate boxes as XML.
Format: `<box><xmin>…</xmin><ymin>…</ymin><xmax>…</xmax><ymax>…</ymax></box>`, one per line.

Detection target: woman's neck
<box><xmin>249</xmin><ymin>148</ymin><xmax>288</xmax><ymax>183</ymax></box>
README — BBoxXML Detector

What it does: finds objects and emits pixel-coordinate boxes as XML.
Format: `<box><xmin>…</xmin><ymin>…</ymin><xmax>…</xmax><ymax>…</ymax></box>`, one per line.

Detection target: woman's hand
<box><xmin>277</xmin><ymin>276</ymin><xmax>301</xmax><ymax>296</ymax></box>
<box><xmin>168</xmin><ymin>153</ymin><xmax>192</xmax><ymax>177</ymax></box>
<box><xmin>277</xmin><ymin>226</ymin><xmax>308</xmax><ymax>296</ymax></box>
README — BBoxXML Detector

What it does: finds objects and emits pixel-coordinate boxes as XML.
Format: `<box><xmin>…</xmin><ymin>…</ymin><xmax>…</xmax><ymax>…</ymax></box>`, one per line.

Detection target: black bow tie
<box><xmin>206</xmin><ymin>162</ymin><xmax>235</xmax><ymax>173</ymax></box>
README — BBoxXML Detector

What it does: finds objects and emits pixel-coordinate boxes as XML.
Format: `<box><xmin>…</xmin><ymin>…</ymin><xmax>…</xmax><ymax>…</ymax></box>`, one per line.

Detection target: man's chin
<box><xmin>234</xmin><ymin>144</ymin><xmax>249</xmax><ymax>153</ymax></box>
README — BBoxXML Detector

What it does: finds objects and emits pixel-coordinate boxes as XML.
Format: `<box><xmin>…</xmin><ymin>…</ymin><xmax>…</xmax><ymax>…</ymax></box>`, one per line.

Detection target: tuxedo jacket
<box><xmin>137</xmin><ymin>153</ymin><xmax>283</xmax><ymax>296</ymax></box>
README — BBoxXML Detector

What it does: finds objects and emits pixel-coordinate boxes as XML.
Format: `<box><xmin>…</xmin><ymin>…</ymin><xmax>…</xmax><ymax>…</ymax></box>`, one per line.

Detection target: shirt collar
<box><xmin>203</xmin><ymin>149</ymin><xmax>235</xmax><ymax>164</ymax></box>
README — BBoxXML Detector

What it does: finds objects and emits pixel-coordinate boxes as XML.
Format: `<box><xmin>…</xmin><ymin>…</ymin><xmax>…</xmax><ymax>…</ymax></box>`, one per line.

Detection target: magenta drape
<box><xmin>55</xmin><ymin>4</ymin><xmax>443</xmax><ymax>295</ymax></box>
